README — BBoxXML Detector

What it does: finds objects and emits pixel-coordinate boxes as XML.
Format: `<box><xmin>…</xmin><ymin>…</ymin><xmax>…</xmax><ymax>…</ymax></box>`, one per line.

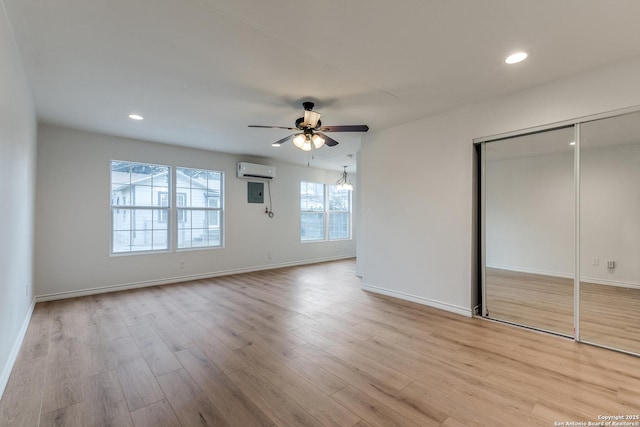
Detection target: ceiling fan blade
<box><xmin>318</xmin><ymin>125</ymin><xmax>369</xmax><ymax>133</ymax></box>
<box><xmin>317</xmin><ymin>132</ymin><xmax>339</xmax><ymax>147</ymax></box>
<box><xmin>271</xmin><ymin>134</ymin><xmax>294</xmax><ymax>146</ymax></box>
<box><xmin>248</xmin><ymin>125</ymin><xmax>298</xmax><ymax>130</ymax></box>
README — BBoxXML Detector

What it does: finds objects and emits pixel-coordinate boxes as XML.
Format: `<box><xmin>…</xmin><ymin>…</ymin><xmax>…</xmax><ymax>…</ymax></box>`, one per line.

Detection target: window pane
<box><xmin>113</xmin><ymin>209</ymin><xmax>131</xmax><ymax>231</ymax></box>
<box><xmin>178</xmin><ymin>229</ymin><xmax>192</xmax><ymax>248</ymax></box>
<box><xmin>329</xmin><ymin>212</ymin><xmax>350</xmax><ymax>239</ymax></box>
<box><xmin>111</xmin><ymin>160</ymin><xmax>171</xmax><ymax>253</ymax></box>
<box><xmin>152</xmin><ymin>230</ymin><xmax>168</xmax><ymax>250</ymax></box>
<box><xmin>208</xmin><ymin>210</ymin><xmax>220</xmax><ymax>227</ymax></box>
<box><xmin>301</xmin><ymin>212</ymin><xmax>325</xmax><ymax>241</ymax></box>
<box><xmin>191</xmin><ymin>229</ymin><xmax>208</xmax><ymax>247</ymax></box>
<box><xmin>113</xmin><ymin>230</ymin><xmax>131</xmax><ymax>253</ymax></box>
<box><xmin>329</xmin><ymin>186</ymin><xmax>350</xmax><ymax>212</ymax></box>
<box><xmin>176</xmin><ymin>169</ymin><xmax>191</xmax><ymax>191</ymax></box>
<box><xmin>176</xmin><ymin>166</ymin><xmax>224</xmax><ymax>249</ymax></box>
<box><xmin>177</xmin><ymin>209</ymin><xmax>191</xmax><ymax>229</ymax></box>
<box><xmin>301</xmin><ymin>181</ymin><xmax>325</xmax><ymax>211</ymax></box>
<box><xmin>152</xmin><ymin>168</ymin><xmax>169</xmax><ymax>187</ymax></box>
<box><xmin>133</xmin><ymin>209</ymin><xmax>153</xmax><ymax>229</ymax></box>
<box><xmin>191</xmin><ymin>210</ymin><xmax>206</xmax><ymax>228</ymax></box>
<box><xmin>191</xmin><ymin>188</ymin><xmax>206</xmax><ymax>208</ymax></box>
<box><xmin>130</xmin><ymin>229</ymin><xmax>153</xmax><ymax>252</ymax></box>
<box><xmin>207</xmin><ymin>171</ymin><xmax>222</xmax><ymax>190</ymax></box>
<box><xmin>208</xmin><ymin>227</ymin><xmax>221</xmax><ymax>246</ymax></box>
<box><xmin>111</xmin><ymin>185</ymin><xmax>131</xmax><ymax>207</ymax></box>
<box><xmin>152</xmin><ymin>209</ymin><xmax>168</xmax><ymax>230</ymax></box>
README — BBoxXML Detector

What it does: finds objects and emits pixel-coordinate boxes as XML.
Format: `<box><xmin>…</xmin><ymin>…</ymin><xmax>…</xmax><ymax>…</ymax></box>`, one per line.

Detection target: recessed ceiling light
<box><xmin>128</xmin><ymin>114</ymin><xmax>144</xmax><ymax>120</ymax></box>
<box><xmin>569</xmin><ymin>141</ymin><xmax>576</xmax><ymax>146</ymax></box>
<box><xmin>505</xmin><ymin>52</ymin><xmax>528</xmax><ymax>64</ymax></box>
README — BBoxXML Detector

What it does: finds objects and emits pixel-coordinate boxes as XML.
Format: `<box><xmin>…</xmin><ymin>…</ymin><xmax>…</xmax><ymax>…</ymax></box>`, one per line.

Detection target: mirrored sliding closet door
<box><xmin>483</xmin><ymin>127</ymin><xmax>576</xmax><ymax>336</ymax></box>
<box><xmin>579</xmin><ymin>111</ymin><xmax>640</xmax><ymax>354</ymax></box>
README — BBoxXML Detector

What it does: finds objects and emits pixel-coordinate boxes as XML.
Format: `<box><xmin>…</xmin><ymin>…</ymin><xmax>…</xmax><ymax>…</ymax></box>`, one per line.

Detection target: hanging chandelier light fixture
<box><xmin>336</xmin><ymin>166</ymin><xmax>353</xmax><ymax>191</ymax></box>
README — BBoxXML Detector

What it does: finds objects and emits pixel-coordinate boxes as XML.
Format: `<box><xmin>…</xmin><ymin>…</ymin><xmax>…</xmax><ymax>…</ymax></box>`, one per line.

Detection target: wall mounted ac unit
<box><xmin>237</xmin><ymin>162</ymin><xmax>276</xmax><ymax>180</ymax></box>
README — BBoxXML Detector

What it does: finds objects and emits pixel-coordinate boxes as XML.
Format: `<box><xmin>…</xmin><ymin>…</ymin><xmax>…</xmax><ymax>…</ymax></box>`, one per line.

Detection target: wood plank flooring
<box><xmin>2</xmin><ymin>259</ymin><xmax>640</xmax><ymax>426</ymax></box>
<box><xmin>486</xmin><ymin>267</ymin><xmax>640</xmax><ymax>354</ymax></box>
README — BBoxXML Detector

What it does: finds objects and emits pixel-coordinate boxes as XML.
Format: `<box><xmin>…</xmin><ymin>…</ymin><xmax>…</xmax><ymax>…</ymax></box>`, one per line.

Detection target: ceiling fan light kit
<box><xmin>249</xmin><ymin>101</ymin><xmax>369</xmax><ymax>152</ymax></box>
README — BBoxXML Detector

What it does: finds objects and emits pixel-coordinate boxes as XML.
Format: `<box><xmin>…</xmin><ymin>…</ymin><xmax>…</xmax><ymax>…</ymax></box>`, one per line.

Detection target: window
<box><xmin>328</xmin><ymin>185</ymin><xmax>351</xmax><ymax>239</ymax></box>
<box><xmin>176</xmin><ymin>167</ymin><xmax>223</xmax><ymax>249</ymax></box>
<box><xmin>301</xmin><ymin>181</ymin><xmax>325</xmax><ymax>241</ymax></box>
<box><xmin>300</xmin><ymin>181</ymin><xmax>352</xmax><ymax>241</ymax></box>
<box><xmin>111</xmin><ymin>161</ymin><xmax>170</xmax><ymax>253</ymax></box>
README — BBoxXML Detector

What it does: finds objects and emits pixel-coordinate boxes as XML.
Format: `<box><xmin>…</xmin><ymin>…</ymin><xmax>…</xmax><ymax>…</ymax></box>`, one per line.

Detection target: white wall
<box><xmin>0</xmin><ymin>1</ymin><xmax>37</xmax><ymax>398</ymax></box>
<box><xmin>34</xmin><ymin>124</ymin><xmax>356</xmax><ymax>299</ymax></box>
<box><xmin>360</xmin><ymin>56</ymin><xmax>640</xmax><ymax>316</ymax></box>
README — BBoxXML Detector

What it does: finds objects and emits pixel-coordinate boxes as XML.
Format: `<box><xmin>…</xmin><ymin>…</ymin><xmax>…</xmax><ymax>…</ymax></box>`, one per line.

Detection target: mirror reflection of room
<box><xmin>485</xmin><ymin>127</ymin><xmax>575</xmax><ymax>336</ymax></box>
<box><xmin>579</xmin><ymin>112</ymin><xmax>640</xmax><ymax>354</ymax></box>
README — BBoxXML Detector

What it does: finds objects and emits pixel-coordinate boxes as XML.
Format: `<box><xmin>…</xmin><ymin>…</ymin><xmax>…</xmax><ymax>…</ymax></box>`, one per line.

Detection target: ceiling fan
<box><xmin>248</xmin><ymin>101</ymin><xmax>369</xmax><ymax>151</ymax></box>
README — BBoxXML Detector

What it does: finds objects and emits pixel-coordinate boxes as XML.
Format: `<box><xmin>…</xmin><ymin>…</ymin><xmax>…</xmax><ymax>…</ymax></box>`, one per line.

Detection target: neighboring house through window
<box><xmin>176</xmin><ymin>167</ymin><xmax>223</xmax><ymax>249</ymax></box>
<box><xmin>110</xmin><ymin>161</ymin><xmax>224</xmax><ymax>253</ymax></box>
<box><xmin>110</xmin><ymin>160</ymin><xmax>170</xmax><ymax>253</ymax></box>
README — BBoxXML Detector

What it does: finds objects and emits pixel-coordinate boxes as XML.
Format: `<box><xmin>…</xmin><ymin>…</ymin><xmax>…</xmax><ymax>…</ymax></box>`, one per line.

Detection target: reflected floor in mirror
<box><xmin>486</xmin><ymin>268</ymin><xmax>574</xmax><ymax>336</ymax></box>
<box><xmin>486</xmin><ymin>267</ymin><xmax>640</xmax><ymax>354</ymax></box>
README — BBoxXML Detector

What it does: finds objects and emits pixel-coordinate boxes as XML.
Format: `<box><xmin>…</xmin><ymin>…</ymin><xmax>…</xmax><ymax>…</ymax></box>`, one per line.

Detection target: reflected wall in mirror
<box><xmin>484</xmin><ymin>127</ymin><xmax>575</xmax><ymax>336</ymax></box>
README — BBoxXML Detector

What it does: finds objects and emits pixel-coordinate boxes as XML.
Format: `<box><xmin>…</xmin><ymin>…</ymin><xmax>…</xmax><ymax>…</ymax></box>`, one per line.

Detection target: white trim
<box><xmin>473</xmin><ymin>104</ymin><xmax>640</xmax><ymax>144</ymax></box>
<box><xmin>361</xmin><ymin>283</ymin><xmax>472</xmax><ymax>318</ymax></box>
<box><xmin>35</xmin><ymin>255</ymin><xmax>355</xmax><ymax>302</ymax></box>
<box><xmin>486</xmin><ymin>264</ymin><xmax>640</xmax><ymax>290</ymax></box>
<box><xmin>0</xmin><ymin>299</ymin><xmax>35</xmax><ymax>400</ymax></box>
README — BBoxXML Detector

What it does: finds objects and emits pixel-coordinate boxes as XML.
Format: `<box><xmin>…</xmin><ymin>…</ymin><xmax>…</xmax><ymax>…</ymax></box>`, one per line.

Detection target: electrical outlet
<box><xmin>592</xmin><ymin>257</ymin><xmax>599</xmax><ymax>266</ymax></box>
<box><xmin>180</xmin><ymin>260</ymin><xmax>185</xmax><ymax>269</ymax></box>
<box><xmin>607</xmin><ymin>260</ymin><xmax>615</xmax><ymax>269</ymax></box>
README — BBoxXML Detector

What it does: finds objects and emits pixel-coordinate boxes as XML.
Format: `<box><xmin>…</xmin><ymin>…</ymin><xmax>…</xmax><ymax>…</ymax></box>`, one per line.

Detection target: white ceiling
<box><xmin>6</xmin><ymin>0</ymin><xmax>640</xmax><ymax>171</ymax></box>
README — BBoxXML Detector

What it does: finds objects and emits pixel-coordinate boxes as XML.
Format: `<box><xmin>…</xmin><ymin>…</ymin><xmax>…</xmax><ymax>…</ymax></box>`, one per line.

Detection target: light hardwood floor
<box><xmin>2</xmin><ymin>259</ymin><xmax>640</xmax><ymax>426</ymax></box>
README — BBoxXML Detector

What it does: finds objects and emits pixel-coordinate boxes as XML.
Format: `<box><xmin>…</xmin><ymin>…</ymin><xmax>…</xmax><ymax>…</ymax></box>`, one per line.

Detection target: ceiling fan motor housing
<box><xmin>295</xmin><ymin>117</ymin><xmax>321</xmax><ymax>130</ymax></box>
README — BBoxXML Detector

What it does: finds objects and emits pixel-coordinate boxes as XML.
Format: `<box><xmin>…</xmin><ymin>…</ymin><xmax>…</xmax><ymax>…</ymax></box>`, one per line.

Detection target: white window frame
<box><xmin>110</xmin><ymin>160</ymin><xmax>171</xmax><ymax>254</ymax></box>
<box><xmin>300</xmin><ymin>181</ymin><xmax>352</xmax><ymax>242</ymax></box>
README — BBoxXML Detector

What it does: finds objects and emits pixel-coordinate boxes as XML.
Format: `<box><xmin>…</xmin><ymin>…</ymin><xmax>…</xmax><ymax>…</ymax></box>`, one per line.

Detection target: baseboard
<box><xmin>0</xmin><ymin>299</ymin><xmax>35</xmax><ymax>401</ymax></box>
<box><xmin>35</xmin><ymin>255</ymin><xmax>355</xmax><ymax>302</ymax></box>
<box><xmin>361</xmin><ymin>283</ymin><xmax>472</xmax><ymax>317</ymax></box>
